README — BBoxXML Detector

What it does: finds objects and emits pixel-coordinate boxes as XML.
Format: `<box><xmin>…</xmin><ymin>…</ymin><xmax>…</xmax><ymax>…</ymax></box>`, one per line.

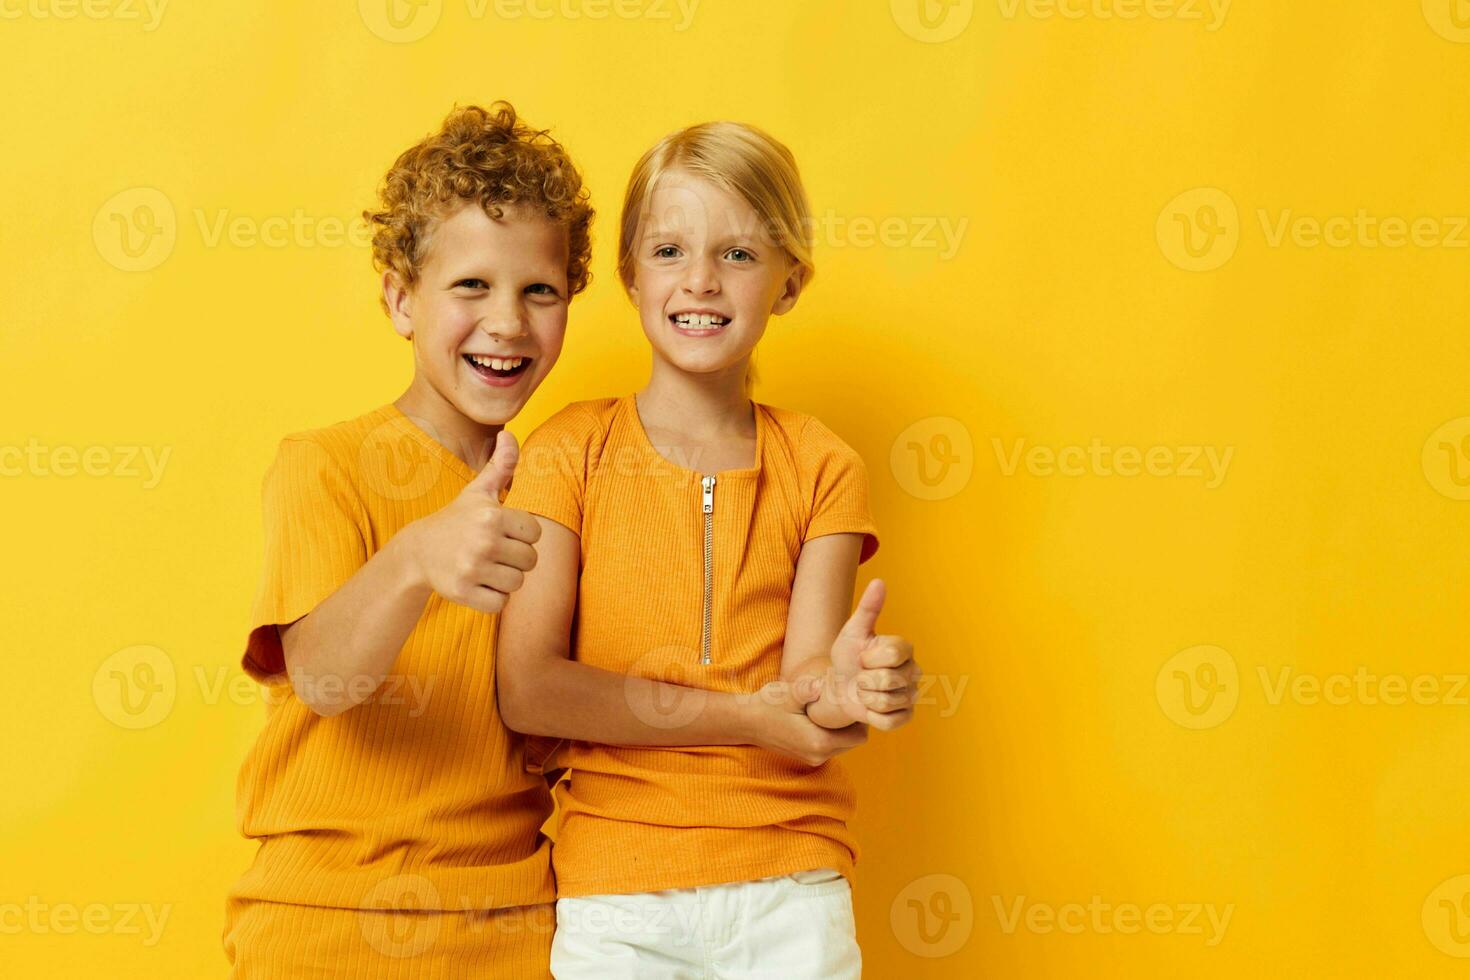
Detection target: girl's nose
<box><xmin>681</xmin><ymin>256</ymin><xmax>720</xmax><ymax>295</ymax></box>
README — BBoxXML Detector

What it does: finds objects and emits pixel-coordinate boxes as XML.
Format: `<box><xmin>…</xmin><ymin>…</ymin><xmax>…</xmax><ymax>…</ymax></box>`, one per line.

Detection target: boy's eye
<box><xmin>453</xmin><ymin>278</ymin><xmax>488</xmax><ymax>290</ymax></box>
<box><xmin>525</xmin><ymin>283</ymin><xmax>559</xmax><ymax>297</ymax></box>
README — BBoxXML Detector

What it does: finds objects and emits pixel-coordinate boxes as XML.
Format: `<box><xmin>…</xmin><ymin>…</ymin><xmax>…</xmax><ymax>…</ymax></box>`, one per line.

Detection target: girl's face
<box><xmin>628</xmin><ymin>170</ymin><xmax>807</xmax><ymax>383</ymax></box>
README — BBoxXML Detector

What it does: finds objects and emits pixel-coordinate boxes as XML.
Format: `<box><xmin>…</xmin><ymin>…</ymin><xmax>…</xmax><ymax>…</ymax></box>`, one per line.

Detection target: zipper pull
<box><xmin>702</xmin><ymin>475</ymin><xmax>716</xmax><ymax>513</ymax></box>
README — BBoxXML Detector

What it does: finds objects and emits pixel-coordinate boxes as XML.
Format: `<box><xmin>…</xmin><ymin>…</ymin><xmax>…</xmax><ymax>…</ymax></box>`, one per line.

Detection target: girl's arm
<box><xmin>496</xmin><ymin>516</ymin><xmax>870</xmax><ymax>765</ymax></box>
<box><xmin>781</xmin><ymin>534</ymin><xmax>922</xmax><ymax>731</ymax></box>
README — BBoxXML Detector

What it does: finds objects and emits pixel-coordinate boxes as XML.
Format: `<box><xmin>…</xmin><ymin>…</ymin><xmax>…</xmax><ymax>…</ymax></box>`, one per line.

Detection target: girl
<box><xmin>497</xmin><ymin>121</ymin><xmax>922</xmax><ymax>978</ymax></box>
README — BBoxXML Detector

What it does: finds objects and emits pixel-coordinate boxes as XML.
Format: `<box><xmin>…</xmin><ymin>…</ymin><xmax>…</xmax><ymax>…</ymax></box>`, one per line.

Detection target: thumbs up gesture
<box><xmin>403</xmin><ymin>429</ymin><xmax>542</xmax><ymax>614</ymax></box>
<box><xmin>822</xmin><ymin>579</ymin><xmax>922</xmax><ymax>731</ymax></box>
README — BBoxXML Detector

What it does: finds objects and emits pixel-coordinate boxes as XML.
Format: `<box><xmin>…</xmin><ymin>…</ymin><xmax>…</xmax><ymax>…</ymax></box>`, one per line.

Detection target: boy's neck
<box><xmin>637</xmin><ymin>356</ymin><xmax>754</xmax><ymax>440</ymax></box>
<box><xmin>394</xmin><ymin>378</ymin><xmax>502</xmax><ymax>472</ymax></box>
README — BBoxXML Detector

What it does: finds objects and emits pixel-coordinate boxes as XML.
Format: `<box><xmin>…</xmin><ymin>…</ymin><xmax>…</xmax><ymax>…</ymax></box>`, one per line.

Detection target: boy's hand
<box><xmin>403</xmin><ymin>430</ymin><xmax>542</xmax><ymax>615</ymax></box>
<box><xmin>747</xmin><ymin>680</ymin><xmax>868</xmax><ymax>767</ymax></box>
<box><xmin>822</xmin><ymin>579</ymin><xmax>922</xmax><ymax>731</ymax></box>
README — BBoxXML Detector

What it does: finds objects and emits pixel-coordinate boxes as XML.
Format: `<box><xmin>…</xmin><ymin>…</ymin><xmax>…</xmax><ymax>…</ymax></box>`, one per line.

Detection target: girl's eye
<box><xmin>725</xmin><ymin>248</ymin><xmax>754</xmax><ymax>262</ymax></box>
<box><xmin>653</xmin><ymin>245</ymin><xmax>681</xmax><ymax>259</ymax></box>
<box><xmin>454</xmin><ymin>278</ymin><xmax>488</xmax><ymax>290</ymax></box>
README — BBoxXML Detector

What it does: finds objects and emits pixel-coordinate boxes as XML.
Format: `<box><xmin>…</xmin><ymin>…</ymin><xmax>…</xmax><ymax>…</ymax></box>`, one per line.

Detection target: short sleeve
<box><xmin>800</xmin><ymin>417</ymin><xmax>880</xmax><ymax>563</ymax></box>
<box><xmin>242</xmin><ymin>438</ymin><xmax>370</xmax><ymax>681</ymax></box>
<box><xmin>503</xmin><ymin>404</ymin><xmax>602</xmax><ymax>536</ymax></box>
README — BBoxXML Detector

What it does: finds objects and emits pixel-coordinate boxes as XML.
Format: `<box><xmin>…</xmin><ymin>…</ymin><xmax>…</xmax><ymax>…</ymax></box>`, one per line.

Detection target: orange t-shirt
<box><xmin>504</xmin><ymin>394</ymin><xmax>879</xmax><ymax>898</ymax></box>
<box><xmin>232</xmin><ymin>405</ymin><xmax>554</xmax><ymax>911</ymax></box>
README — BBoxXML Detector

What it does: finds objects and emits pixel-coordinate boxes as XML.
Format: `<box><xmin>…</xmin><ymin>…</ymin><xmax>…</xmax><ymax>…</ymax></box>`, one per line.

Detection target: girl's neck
<box><xmin>637</xmin><ymin>355</ymin><xmax>754</xmax><ymax>439</ymax></box>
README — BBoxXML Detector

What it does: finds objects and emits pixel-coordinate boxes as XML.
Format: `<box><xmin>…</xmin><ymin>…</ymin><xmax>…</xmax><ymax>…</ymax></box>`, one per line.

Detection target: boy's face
<box><xmin>628</xmin><ymin>170</ymin><xmax>806</xmax><ymax>381</ymax></box>
<box><xmin>387</xmin><ymin>202</ymin><xmax>570</xmax><ymax>428</ymax></box>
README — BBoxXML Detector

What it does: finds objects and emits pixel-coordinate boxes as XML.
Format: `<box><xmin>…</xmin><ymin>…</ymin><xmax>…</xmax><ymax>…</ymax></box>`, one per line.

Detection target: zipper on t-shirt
<box><xmin>700</xmin><ymin>475</ymin><xmax>717</xmax><ymax>665</ymax></box>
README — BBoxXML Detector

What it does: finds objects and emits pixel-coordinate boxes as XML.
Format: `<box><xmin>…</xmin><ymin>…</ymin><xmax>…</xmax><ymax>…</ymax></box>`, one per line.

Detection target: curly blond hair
<box><xmin>366</xmin><ymin>102</ymin><xmax>594</xmax><ymax>309</ymax></box>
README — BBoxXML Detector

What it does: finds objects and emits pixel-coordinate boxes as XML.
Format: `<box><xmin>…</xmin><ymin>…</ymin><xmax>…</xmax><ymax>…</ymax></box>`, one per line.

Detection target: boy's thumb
<box><xmin>469</xmin><ymin>429</ymin><xmax>519</xmax><ymax>497</ymax></box>
<box><xmin>837</xmin><ymin>579</ymin><xmax>886</xmax><ymax>644</ymax></box>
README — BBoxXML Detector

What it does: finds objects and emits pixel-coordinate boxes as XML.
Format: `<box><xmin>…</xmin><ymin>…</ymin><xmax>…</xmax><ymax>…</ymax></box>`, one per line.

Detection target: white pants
<box><xmin>550</xmin><ymin>868</ymin><xmax>861</xmax><ymax>979</ymax></box>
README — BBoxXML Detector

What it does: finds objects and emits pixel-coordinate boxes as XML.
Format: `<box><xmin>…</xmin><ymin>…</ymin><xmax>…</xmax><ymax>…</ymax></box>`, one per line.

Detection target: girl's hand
<box><xmin>820</xmin><ymin>580</ymin><xmax>923</xmax><ymax>731</ymax></box>
<box><xmin>746</xmin><ymin>680</ymin><xmax>868</xmax><ymax>767</ymax></box>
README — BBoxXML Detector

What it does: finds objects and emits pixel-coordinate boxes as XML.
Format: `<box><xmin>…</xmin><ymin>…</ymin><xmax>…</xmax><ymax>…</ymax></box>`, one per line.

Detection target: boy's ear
<box><xmin>771</xmin><ymin>262</ymin><xmax>810</xmax><ymax>317</ymax></box>
<box><xmin>383</xmin><ymin>271</ymin><xmax>414</xmax><ymax>340</ymax></box>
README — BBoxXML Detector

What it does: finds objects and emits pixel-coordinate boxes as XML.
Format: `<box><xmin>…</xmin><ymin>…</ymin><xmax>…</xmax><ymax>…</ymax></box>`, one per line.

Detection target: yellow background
<box><xmin>4</xmin><ymin>0</ymin><xmax>1469</xmax><ymax>975</ymax></box>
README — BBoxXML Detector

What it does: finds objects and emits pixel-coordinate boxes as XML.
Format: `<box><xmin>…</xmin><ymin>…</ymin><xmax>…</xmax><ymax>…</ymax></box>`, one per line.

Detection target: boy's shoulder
<box><xmin>275</xmin><ymin>404</ymin><xmax>399</xmax><ymax>463</ymax></box>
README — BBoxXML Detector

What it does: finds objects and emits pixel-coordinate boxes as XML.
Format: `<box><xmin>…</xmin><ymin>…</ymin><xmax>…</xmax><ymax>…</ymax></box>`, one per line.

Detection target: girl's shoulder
<box><xmin>756</xmin><ymin>402</ymin><xmax>862</xmax><ymax>460</ymax></box>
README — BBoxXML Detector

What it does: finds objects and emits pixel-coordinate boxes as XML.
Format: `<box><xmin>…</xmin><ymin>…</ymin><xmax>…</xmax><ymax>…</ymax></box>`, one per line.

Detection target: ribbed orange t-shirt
<box><xmin>503</xmin><ymin>394</ymin><xmax>879</xmax><ymax>898</ymax></box>
<box><xmin>232</xmin><ymin>404</ymin><xmax>554</xmax><ymax>911</ymax></box>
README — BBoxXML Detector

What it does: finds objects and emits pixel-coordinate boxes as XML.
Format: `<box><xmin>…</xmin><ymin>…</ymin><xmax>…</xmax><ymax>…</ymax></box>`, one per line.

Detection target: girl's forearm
<box><xmin>501</xmin><ymin>657</ymin><xmax>761</xmax><ymax>746</ymax></box>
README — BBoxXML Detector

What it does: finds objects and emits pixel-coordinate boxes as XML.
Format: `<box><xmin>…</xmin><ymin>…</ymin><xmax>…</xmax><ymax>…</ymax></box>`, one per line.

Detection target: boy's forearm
<box><xmin>502</xmin><ymin>657</ymin><xmax>759</xmax><ymax>747</ymax></box>
<box><xmin>283</xmin><ymin>527</ymin><xmax>433</xmax><ymax>716</ymax></box>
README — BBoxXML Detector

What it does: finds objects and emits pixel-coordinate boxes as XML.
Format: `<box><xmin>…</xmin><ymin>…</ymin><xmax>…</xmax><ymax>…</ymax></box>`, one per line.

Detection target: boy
<box><xmin>225</xmin><ymin>103</ymin><xmax>867</xmax><ymax>978</ymax></box>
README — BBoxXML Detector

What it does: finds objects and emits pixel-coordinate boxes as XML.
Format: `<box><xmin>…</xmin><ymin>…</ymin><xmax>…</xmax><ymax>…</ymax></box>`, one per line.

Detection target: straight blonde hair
<box><xmin>618</xmin><ymin>122</ymin><xmax>816</xmax><ymax>396</ymax></box>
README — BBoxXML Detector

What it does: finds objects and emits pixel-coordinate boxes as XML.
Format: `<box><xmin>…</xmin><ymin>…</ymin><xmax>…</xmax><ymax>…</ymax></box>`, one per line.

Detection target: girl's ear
<box><xmin>771</xmin><ymin>261</ymin><xmax>811</xmax><ymax>317</ymax></box>
<box><xmin>384</xmin><ymin>271</ymin><xmax>414</xmax><ymax>340</ymax></box>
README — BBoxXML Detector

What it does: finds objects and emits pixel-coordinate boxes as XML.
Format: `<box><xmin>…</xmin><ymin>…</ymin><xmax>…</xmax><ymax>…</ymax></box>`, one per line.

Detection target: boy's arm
<box><xmin>282</xmin><ymin>432</ymin><xmax>539</xmax><ymax>716</ymax></box>
<box><xmin>781</xmin><ymin>534</ymin><xmax>922</xmax><ymax>732</ymax></box>
<box><xmin>496</xmin><ymin>516</ymin><xmax>870</xmax><ymax>765</ymax></box>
